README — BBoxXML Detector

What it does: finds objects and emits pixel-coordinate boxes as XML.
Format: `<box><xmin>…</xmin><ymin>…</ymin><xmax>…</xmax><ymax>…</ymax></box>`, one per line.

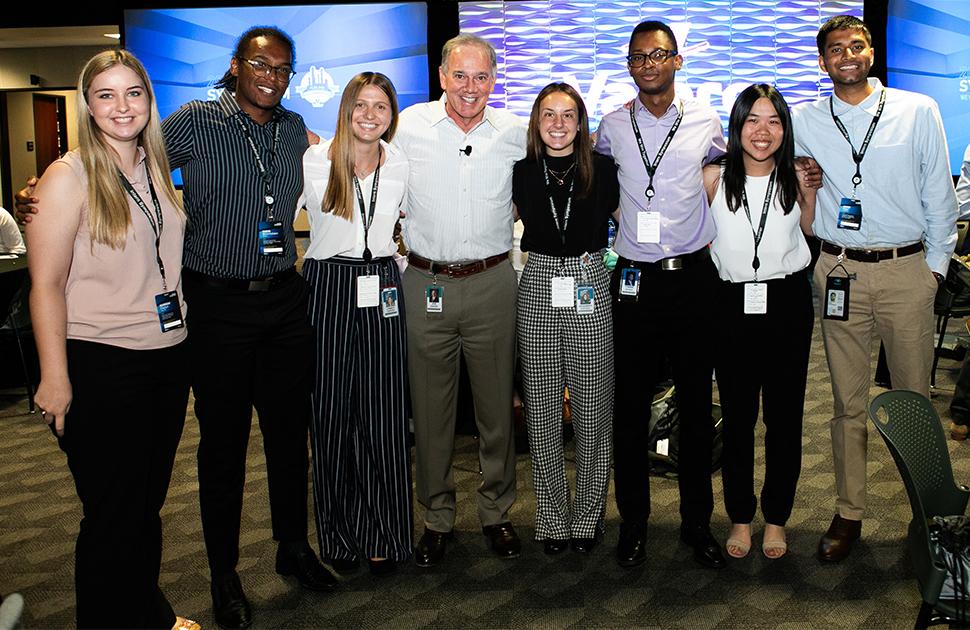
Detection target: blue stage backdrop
<box><xmin>887</xmin><ymin>0</ymin><xmax>970</xmax><ymax>176</ymax></box>
<box><xmin>458</xmin><ymin>1</ymin><xmax>863</xmax><ymax>134</ymax></box>
<box><xmin>123</xmin><ymin>3</ymin><xmax>429</xmax><ymax>185</ymax></box>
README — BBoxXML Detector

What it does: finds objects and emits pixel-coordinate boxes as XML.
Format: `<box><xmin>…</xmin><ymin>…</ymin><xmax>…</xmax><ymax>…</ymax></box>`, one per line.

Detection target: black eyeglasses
<box><xmin>626</xmin><ymin>49</ymin><xmax>678</xmax><ymax>67</ymax></box>
<box><xmin>237</xmin><ymin>57</ymin><xmax>296</xmax><ymax>82</ymax></box>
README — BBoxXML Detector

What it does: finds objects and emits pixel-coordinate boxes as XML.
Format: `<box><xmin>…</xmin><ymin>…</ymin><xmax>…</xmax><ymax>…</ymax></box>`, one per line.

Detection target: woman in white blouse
<box><xmin>301</xmin><ymin>72</ymin><xmax>411</xmax><ymax>577</ymax></box>
<box><xmin>703</xmin><ymin>84</ymin><xmax>816</xmax><ymax>560</ymax></box>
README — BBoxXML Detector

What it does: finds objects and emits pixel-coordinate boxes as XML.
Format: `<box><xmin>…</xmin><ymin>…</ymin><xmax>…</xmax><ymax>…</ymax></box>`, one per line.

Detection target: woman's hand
<box><xmin>36</xmin><ymin>375</ymin><xmax>72</xmax><ymax>437</ymax></box>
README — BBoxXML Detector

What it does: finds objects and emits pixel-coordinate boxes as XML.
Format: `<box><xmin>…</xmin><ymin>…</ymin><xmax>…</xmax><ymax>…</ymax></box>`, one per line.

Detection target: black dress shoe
<box><xmin>616</xmin><ymin>522</ymin><xmax>646</xmax><ymax>568</ymax></box>
<box><xmin>368</xmin><ymin>558</ymin><xmax>398</xmax><ymax>577</ymax></box>
<box><xmin>275</xmin><ymin>542</ymin><xmax>338</xmax><ymax>591</ymax></box>
<box><xmin>211</xmin><ymin>572</ymin><xmax>252</xmax><ymax>630</ymax></box>
<box><xmin>326</xmin><ymin>557</ymin><xmax>360</xmax><ymax>574</ymax></box>
<box><xmin>680</xmin><ymin>523</ymin><xmax>726</xmax><ymax>569</ymax></box>
<box><xmin>571</xmin><ymin>536</ymin><xmax>598</xmax><ymax>554</ymax></box>
<box><xmin>482</xmin><ymin>522</ymin><xmax>521</xmax><ymax>558</ymax></box>
<box><xmin>543</xmin><ymin>538</ymin><xmax>569</xmax><ymax>555</ymax></box>
<box><xmin>414</xmin><ymin>528</ymin><xmax>452</xmax><ymax>567</ymax></box>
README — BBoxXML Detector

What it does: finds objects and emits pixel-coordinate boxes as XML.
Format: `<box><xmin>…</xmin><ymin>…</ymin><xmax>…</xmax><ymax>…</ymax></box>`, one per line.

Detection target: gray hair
<box><xmin>440</xmin><ymin>33</ymin><xmax>497</xmax><ymax>76</ymax></box>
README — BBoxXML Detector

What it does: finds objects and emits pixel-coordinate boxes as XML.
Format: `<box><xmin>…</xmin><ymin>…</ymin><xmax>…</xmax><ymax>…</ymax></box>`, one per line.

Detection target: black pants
<box><xmin>59</xmin><ymin>339</ymin><xmax>189</xmax><ymax>628</ymax></box>
<box><xmin>611</xmin><ymin>253</ymin><xmax>719</xmax><ymax>527</ymax></box>
<box><xmin>183</xmin><ymin>270</ymin><xmax>313</xmax><ymax>578</ymax></box>
<box><xmin>715</xmin><ymin>271</ymin><xmax>814</xmax><ymax>525</ymax></box>
<box><xmin>951</xmin><ymin>355</ymin><xmax>970</xmax><ymax>426</ymax></box>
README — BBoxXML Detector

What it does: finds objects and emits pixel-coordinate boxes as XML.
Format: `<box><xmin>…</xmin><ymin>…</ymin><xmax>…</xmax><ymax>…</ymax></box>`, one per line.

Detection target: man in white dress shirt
<box><xmin>792</xmin><ymin>14</ymin><xmax>958</xmax><ymax>563</ymax></box>
<box><xmin>394</xmin><ymin>33</ymin><xmax>527</xmax><ymax>566</ymax></box>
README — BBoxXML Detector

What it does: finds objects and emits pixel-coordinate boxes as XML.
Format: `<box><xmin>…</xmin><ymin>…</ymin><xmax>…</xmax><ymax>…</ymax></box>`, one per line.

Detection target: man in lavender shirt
<box><xmin>595</xmin><ymin>19</ymin><xmax>727</xmax><ymax>570</ymax></box>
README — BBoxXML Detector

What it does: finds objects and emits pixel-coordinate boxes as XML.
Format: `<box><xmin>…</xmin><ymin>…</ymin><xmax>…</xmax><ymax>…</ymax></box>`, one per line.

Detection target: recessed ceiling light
<box><xmin>104</xmin><ymin>33</ymin><xmax>120</xmax><ymax>40</ymax></box>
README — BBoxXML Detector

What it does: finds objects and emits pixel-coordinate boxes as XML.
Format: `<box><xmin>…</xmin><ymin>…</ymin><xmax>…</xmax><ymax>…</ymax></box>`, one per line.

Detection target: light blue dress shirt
<box><xmin>792</xmin><ymin>78</ymin><xmax>958</xmax><ymax>275</ymax></box>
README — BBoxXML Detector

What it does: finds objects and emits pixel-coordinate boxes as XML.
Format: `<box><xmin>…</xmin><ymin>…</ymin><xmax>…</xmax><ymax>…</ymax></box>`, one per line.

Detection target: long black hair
<box><xmin>722</xmin><ymin>83</ymin><xmax>798</xmax><ymax>215</ymax></box>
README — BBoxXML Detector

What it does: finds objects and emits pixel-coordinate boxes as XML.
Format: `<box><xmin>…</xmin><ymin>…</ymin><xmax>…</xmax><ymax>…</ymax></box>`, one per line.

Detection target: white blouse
<box><xmin>302</xmin><ymin>138</ymin><xmax>408</xmax><ymax>261</ymax></box>
<box><xmin>709</xmin><ymin>172</ymin><xmax>811</xmax><ymax>282</ymax></box>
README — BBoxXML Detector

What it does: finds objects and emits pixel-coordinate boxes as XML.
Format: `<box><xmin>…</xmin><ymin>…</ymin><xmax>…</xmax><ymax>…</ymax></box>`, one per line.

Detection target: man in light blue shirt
<box><xmin>792</xmin><ymin>14</ymin><xmax>958</xmax><ymax>563</ymax></box>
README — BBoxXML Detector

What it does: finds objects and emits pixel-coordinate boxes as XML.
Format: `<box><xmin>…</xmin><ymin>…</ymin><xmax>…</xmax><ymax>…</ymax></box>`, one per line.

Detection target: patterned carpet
<box><xmin>1</xmin><ymin>311</ymin><xmax>969</xmax><ymax>629</ymax></box>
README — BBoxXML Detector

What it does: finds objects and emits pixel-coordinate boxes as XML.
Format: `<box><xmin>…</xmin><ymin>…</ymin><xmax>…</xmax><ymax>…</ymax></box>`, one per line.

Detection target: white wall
<box><xmin>0</xmin><ymin>46</ymin><xmax>107</xmax><ymax>89</ymax></box>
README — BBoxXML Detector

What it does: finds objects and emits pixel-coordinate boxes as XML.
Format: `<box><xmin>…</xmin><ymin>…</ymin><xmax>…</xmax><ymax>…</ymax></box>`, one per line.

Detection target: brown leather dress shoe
<box><xmin>818</xmin><ymin>514</ymin><xmax>862</xmax><ymax>562</ymax></box>
<box><xmin>482</xmin><ymin>522</ymin><xmax>521</xmax><ymax>558</ymax></box>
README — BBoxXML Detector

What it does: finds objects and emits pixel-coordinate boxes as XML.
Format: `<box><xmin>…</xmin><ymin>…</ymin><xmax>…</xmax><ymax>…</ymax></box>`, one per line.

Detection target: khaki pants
<box><xmin>403</xmin><ymin>260</ymin><xmax>518</xmax><ymax>532</ymax></box>
<box><xmin>814</xmin><ymin>248</ymin><xmax>936</xmax><ymax>520</ymax></box>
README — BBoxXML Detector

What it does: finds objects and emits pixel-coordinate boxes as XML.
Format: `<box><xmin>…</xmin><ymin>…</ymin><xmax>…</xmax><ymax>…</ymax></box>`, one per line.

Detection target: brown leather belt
<box><xmin>821</xmin><ymin>240</ymin><xmax>923</xmax><ymax>263</ymax></box>
<box><xmin>408</xmin><ymin>252</ymin><xmax>509</xmax><ymax>279</ymax></box>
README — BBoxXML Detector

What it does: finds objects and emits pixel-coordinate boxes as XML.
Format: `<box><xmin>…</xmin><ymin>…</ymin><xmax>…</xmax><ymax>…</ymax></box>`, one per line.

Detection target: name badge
<box><xmin>155</xmin><ymin>291</ymin><xmax>185</xmax><ymax>332</ymax></box>
<box><xmin>381</xmin><ymin>287</ymin><xmax>399</xmax><ymax>318</ymax></box>
<box><xmin>551</xmin><ymin>276</ymin><xmax>575</xmax><ymax>308</ymax></box>
<box><xmin>576</xmin><ymin>285</ymin><xmax>595</xmax><ymax>314</ymax></box>
<box><xmin>619</xmin><ymin>267</ymin><xmax>641</xmax><ymax>299</ymax></box>
<box><xmin>257</xmin><ymin>220</ymin><xmax>284</xmax><ymax>256</ymax></box>
<box><xmin>824</xmin><ymin>275</ymin><xmax>850</xmax><ymax>320</ymax></box>
<box><xmin>743</xmin><ymin>282</ymin><xmax>767</xmax><ymax>315</ymax></box>
<box><xmin>637</xmin><ymin>211</ymin><xmax>661</xmax><ymax>244</ymax></box>
<box><xmin>837</xmin><ymin>197</ymin><xmax>862</xmax><ymax>231</ymax></box>
<box><xmin>426</xmin><ymin>285</ymin><xmax>443</xmax><ymax>313</ymax></box>
<box><xmin>356</xmin><ymin>274</ymin><xmax>380</xmax><ymax>308</ymax></box>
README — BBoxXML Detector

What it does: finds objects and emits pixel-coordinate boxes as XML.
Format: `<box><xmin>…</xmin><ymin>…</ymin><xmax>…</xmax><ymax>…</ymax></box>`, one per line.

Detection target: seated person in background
<box><xmin>0</xmin><ymin>207</ymin><xmax>26</xmax><ymax>254</ymax></box>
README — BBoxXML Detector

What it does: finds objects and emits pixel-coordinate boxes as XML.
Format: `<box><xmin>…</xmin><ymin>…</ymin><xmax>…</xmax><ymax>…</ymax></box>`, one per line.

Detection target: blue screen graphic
<box><xmin>458</xmin><ymin>1</ymin><xmax>863</xmax><ymax>135</ymax></box>
<box><xmin>124</xmin><ymin>3</ymin><xmax>429</xmax><ymax>184</ymax></box>
<box><xmin>887</xmin><ymin>0</ymin><xmax>970</xmax><ymax>175</ymax></box>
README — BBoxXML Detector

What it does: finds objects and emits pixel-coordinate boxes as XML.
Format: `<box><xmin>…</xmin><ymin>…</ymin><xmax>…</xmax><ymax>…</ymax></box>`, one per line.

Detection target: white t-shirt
<box><xmin>0</xmin><ymin>208</ymin><xmax>26</xmax><ymax>255</ymax></box>
<box><xmin>709</xmin><ymin>172</ymin><xmax>810</xmax><ymax>282</ymax></box>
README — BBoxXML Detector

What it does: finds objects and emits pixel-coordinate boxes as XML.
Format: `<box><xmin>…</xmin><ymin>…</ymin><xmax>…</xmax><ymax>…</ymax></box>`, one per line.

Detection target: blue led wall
<box><xmin>458</xmin><ymin>1</ymin><xmax>863</xmax><ymax>133</ymax></box>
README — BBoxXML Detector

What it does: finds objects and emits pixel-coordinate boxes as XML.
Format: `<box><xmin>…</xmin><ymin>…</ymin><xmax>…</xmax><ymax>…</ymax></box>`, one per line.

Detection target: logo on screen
<box><xmin>297</xmin><ymin>66</ymin><xmax>341</xmax><ymax>108</ymax></box>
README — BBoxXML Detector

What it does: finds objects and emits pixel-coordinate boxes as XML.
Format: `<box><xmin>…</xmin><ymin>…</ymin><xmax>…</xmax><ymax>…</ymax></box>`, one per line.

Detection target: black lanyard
<box><xmin>542</xmin><ymin>158</ymin><xmax>574</xmax><ymax>267</ymax></box>
<box><xmin>352</xmin><ymin>145</ymin><xmax>382</xmax><ymax>263</ymax></box>
<box><xmin>829</xmin><ymin>88</ymin><xmax>886</xmax><ymax>194</ymax></box>
<box><xmin>739</xmin><ymin>170</ymin><xmax>776</xmax><ymax>280</ymax></box>
<box><xmin>119</xmin><ymin>166</ymin><xmax>169</xmax><ymax>291</ymax></box>
<box><xmin>235</xmin><ymin>115</ymin><xmax>281</xmax><ymax>220</ymax></box>
<box><xmin>629</xmin><ymin>99</ymin><xmax>684</xmax><ymax>202</ymax></box>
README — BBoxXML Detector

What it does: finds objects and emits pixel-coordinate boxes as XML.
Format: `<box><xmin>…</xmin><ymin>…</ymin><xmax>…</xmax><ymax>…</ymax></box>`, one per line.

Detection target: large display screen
<box><xmin>458</xmin><ymin>1</ymin><xmax>863</xmax><ymax>132</ymax></box>
<box><xmin>887</xmin><ymin>0</ymin><xmax>970</xmax><ymax>176</ymax></box>
<box><xmin>123</xmin><ymin>3</ymin><xmax>429</xmax><ymax>184</ymax></box>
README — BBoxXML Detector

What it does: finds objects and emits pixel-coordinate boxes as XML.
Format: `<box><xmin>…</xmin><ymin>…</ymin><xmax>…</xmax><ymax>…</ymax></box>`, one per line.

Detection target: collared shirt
<box><xmin>301</xmin><ymin>139</ymin><xmax>408</xmax><ymax>261</ymax></box>
<box><xmin>394</xmin><ymin>98</ymin><xmax>526</xmax><ymax>262</ymax></box>
<box><xmin>957</xmin><ymin>143</ymin><xmax>970</xmax><ymax>220</ymax></box>
<box><xmin>163</xmin><ymin>89</ymin><xmax>308</xmax><ymax>279</ymax></box>
<box><xmin>792</xmin><ymin>78</ymin><xmax>958</xmax><ymax>275</ymax></box>
<box><xmin>595</xmin><ymin>98</ymin><xmax>725</xmax><ymax>262</ymax></box>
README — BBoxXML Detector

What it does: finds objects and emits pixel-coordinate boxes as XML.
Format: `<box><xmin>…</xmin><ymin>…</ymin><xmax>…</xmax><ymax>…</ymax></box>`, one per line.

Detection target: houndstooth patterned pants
<box><xmin>517</xmin><ymin>252</ymin><xmax>614</xmax><ymax>540</ymax></box>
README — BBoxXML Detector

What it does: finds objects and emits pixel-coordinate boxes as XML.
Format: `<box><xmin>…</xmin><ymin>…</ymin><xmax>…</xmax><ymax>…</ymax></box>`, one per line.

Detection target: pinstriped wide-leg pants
<box><xmin>517</xmin><ymin>252</ymin><xmax>614</xmax><ymax>540</ymax></box>
<box><xmin>304</xmin><ymin>256</ymin><xmax>413</xmax><ymax>562</ymax></box>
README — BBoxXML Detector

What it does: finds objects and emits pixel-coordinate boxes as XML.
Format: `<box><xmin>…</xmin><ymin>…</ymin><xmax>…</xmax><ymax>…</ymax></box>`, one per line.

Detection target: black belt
<box><xmin>618</xmin><ymin>246</ymin><xmax>710</xmax><ymax>272</ymax></box>
<box><xmin>821</xmin><ymin>241</ymin><xmax>923</xmax><ymax>263</ymax></box>
<box><xmin>408</xmin><ymin>252</ymin><xmax>509</xmax><ymax>278</ymax></box>
<box><xmin>183</xmin><ymin>267</ymin><xmax>297</xmax><ymax>292</ymax></box>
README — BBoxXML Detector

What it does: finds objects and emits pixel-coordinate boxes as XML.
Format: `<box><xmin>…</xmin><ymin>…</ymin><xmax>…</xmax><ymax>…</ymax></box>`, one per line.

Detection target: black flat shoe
<box><xmin>211</xmin><ymin>572</ymin><xmax>252</xmax><ymax>630</ymax></box>
<box><xmin>571</xmin><ymin>536</ymin><xmax>598</xmax><ymax>554</ymax></box>
<box><xmin>275</xmin><ymin>542</ymin><xmax>339</xmax><ymax>590</ymax></box>
<box><xmin>482</xmin><ymin>522</ymin><xmax>521</xmax><ymax>558</ymax></box>
<box><xmin>326</xmin><ymin>557</ymin><xmax>360</xmax><ymax>574</ymax></box>
<box><xmin>680</xmin><ymin>523</ymin><xmax>726</xmax><ymax>569</ymax></box>
<box><xmin>616</xmin><ymin>521</ymin><xmax>646</xmax><ymax>568</ymax></box>
<box><xmin>543</xmin><ymin>538</ymin><xmax>569</xmax><ymax>555</ymax></box>
<box><xmin>414</xmin><ymin>528</ymin><xmax>452</xmax><ymax>567</ymax></box>
<box><xmin>368</xmin><ymin>558</ymin><xmax>398</xmax><ymax>577</ymax></box>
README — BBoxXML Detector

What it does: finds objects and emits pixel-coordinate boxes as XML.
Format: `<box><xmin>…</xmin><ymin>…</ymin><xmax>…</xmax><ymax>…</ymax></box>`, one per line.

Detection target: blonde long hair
<box><xmin>322</xmin><ymin>72</ymin><xmax>399</xmax><ymax>221</ymax></box>
<box><xmin>76</xmin><ymin>49</ymin><xmax>181</xmax><ymax>248</ymax></box>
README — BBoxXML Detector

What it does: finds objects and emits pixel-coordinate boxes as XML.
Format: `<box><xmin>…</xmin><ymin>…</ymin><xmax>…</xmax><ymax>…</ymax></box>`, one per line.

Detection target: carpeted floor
<box><xmin>2</xmin><ymin>311</ymin><xmax>969</xmax><ymax>629</ymax></box>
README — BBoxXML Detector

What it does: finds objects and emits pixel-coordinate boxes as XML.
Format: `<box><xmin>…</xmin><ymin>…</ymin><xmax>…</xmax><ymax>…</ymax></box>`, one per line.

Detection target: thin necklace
<box><xmin>546</xmin><ymin>162</ymin><xmax>575</xmax><ymax>186</ymax></box>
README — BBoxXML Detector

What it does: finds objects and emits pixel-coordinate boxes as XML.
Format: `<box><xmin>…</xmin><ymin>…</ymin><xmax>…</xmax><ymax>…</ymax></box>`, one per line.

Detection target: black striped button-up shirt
<box><xmin>163</xmin><ymin>89</ymin><xmax>308</xmax><ymax>279</ymax></box>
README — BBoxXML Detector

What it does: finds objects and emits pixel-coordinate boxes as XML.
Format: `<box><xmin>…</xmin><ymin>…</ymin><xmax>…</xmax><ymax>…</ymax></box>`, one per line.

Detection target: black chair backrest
<box><xmin>869</xmin><ymin>390</ymin><xmax>966</xmax><ymax>520</ymax></box>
